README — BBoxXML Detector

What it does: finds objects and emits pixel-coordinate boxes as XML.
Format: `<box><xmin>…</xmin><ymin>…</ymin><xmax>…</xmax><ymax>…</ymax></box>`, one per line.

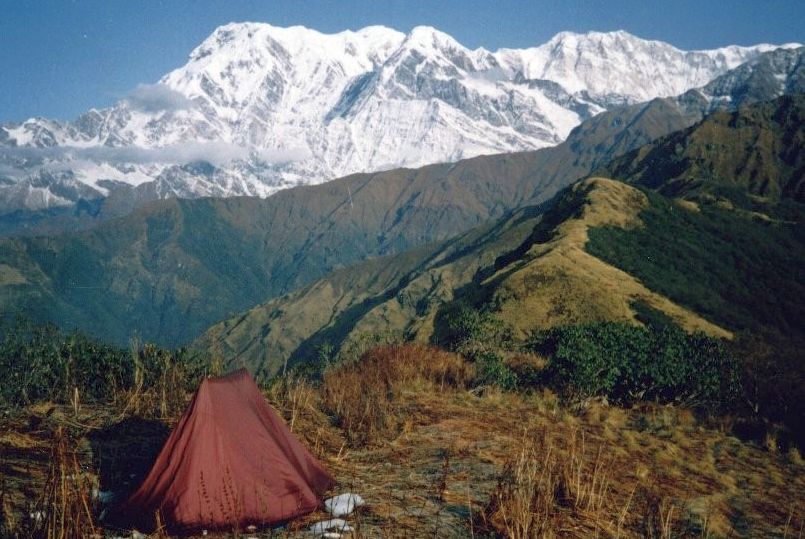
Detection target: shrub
<box><xmin>432</xmin><ymin>301</ymin><xmax>517</xmax><ymax>389</ymax></box>
<box><xmin>529</xmin><ymin>323</ymin><xmax>740</xmax><ymax>411</ymax></box>
<box><xmin>476</xmin><ymin>352</ymin><xmax>518</xmax><ymax>390</ymax></box>
<box><xmin>432</xmin><ymin>301</ymin><xmax>514</xmax><ymax>356</ymax></box>
<box><xmin>0</xmin><ymin>318</ymin><xmax>206</xmax><ymax>410</ymax></box>
<box><xmin>0</xmin><ymin>320</ymin><xmax>127</xmax><ymax>406</ymax></box>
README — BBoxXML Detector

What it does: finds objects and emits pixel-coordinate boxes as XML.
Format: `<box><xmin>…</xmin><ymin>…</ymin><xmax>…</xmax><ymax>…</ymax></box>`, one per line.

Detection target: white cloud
<box><xmin>465</xmin><ymin>66</ymin><xmax>513</xmax><ymax>83</ymax></box>
<box><xmin>124</xmin><ymin>83</ymin><xmax>195</xmax><ymax>112</ymax></box>
<box><xmin>0</xmin><ymin>141</ymin><xmax>310</xmax><ymax>169</ymax></box>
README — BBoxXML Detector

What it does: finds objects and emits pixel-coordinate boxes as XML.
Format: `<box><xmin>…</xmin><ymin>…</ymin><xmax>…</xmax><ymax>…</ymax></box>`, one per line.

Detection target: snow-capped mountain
<box><xmin>0</xmin><ymin>24</ymin><xmax>799</xmax><ymax>213</ymax></box>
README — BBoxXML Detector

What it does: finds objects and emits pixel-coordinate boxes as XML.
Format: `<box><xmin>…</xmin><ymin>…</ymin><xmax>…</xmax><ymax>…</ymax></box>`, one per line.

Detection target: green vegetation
<box><xmin>433</xmin><ymin>301</ymin><xmax>518</xmax><ymax>389</ymax></box>
<box><xmin>434</xmin><ymin>295</ymin><xmax>802</xmax><ymax>443</ymax></box>
<box><xmin>528</xmin><ymin>323</ymin><xmax>740</xmax><ymax>411</ymax></box>
<box><xmin>432</xmin><ymin>302</ymin><xmax>740</xmax><ymax>410</ymax></box>
<box><xmin>0</xmin><ymin>319</ymin><xmax>127</xmax><ymax>406</ymax></box>
<box><xmin>433</xmin><ymin>298</ymin><xmax>740</xmax><ymax>411</ymax></box>
<box><xmin>600</xmin><ymin>94</ymin><xmax>804</xmax><ymax>203</ymax></box>
<box><xmin>433</xmin><ymin>301</ymin><xmax>514</xmax><ymax>354</ymax></box>
<box><xmin>587</xmin><ymin>191</ymin><xmax>805</xmax><ymax>337</ymax></box>
<box><xmin>0</xmin><ymin>318</ymin><xmax>206</xmax><ymax>408</ymax></box>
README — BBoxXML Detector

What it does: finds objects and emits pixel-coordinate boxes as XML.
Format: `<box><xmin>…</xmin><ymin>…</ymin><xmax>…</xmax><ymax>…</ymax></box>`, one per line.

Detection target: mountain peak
<box><xmin>547</xmin><ymin>29</ymin><xmax>640</xmax><ymax>43</ymax></box>
<box><xmin>402</xmin><ymin>25</ymin><xmax>463</xmax><ymax>51</ymax></box>
<box><xmin>188</xmin><ymin>22</ymin><xmax>404</xmax><ymax>63</ymax></box>
<box><xmin>541</xmin><ymin>29</ymin><xmax>668</xmax><ymax>52</ymax></box>
<box><xmin>1</xmin><ymin>23</ymin><xmax>799</xmax><ymax>214</ymax></box>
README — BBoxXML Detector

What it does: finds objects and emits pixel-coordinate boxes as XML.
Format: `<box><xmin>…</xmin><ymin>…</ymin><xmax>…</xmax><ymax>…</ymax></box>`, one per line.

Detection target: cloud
<box><xmin>0</xmin><ymin>141</ymin><xmax>310</xmax><ymax>169</ymax></box>
<box><xmin>465</xmin><ymin>66</ymin><xmax>513</xmax><ymax>83</ymax></box>
<box><xmin>124</xmin><ymin>83</ymin><xmax>195</xmax><ymax>112</ymax></box>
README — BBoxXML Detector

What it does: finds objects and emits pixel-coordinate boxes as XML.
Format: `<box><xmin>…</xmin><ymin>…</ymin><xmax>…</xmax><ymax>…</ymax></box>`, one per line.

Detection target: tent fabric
<box><xmin>119</xmin><ymin>369</ymin><xmax>334</xmax><ymax>534</ymax></box>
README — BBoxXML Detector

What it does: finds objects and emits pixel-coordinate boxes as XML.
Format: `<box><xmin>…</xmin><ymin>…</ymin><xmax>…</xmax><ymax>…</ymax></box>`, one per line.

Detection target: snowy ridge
<box><xmin>0</xmin><ymin>23</ymin><xmax>800</xmax><ymax>212</ymax></box>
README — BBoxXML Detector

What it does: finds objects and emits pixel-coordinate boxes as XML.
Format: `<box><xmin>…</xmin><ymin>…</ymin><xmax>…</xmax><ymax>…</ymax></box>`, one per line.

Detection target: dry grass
<box><xmin>674</xmin><ymin>198</ymin><xmax>701</xmax><ymax>213</ymax></box>
<box><xmin>113</xmin><ymin>343</ymin><xmax>195</xmax><ymax>420</ymax></box>
<box><xmin>322</xmin><ymin>345</ymin><xmax>474</xmax><ymax>445</ymax></box>
<box><xmin>13</xmin><ymin>427</ymin><xmax>99</xmax><ymax>539</ymax></box>
<box><xmin>310</xmin><ymin>346</ymin><xmax>803</xmax><ymax>538</ymax></box>
<box><xmin>478</xmin><ymin>428</ymin><xmax>617</xmax><ymax>538</ymax></box>
<box><xmin>264</xmin><ymin>376</ymin><xmax>344</xmax><ymax>458</ymax></box>
<box><xmin>1</xmin><ymin>344</ymin><xmax>803</xmax><ymax>538</ymax></box>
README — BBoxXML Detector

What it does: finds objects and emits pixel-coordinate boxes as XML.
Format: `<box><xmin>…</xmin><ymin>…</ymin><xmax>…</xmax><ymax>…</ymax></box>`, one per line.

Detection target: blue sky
<box><xmin>1</xmin><ymin>0</ymin><xmax>802</xmax><ymax>122</ymax></box>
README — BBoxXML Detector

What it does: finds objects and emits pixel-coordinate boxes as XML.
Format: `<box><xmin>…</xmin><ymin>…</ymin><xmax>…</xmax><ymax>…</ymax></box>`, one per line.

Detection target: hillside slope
<box><xmin>588</xmin><ymin>98</ymin><xmax>805</xmax><ymax>338</ymax></box>
<box><xmin>197</xmin><ymin>96</ymin><xmax>804</xmax><ymax>375</ymax></box>
<box><xmin>0</xmin><ymin>90</ymin><xmax>719</xmax><ymax>344</ymax></box>
<box><xmin>196</xmin><ymin>178</ymin><xmax>732</xmax><ymax>376</ymax></box>
<box><xmin>599</xmin><ymin>94</ymin><xmax>804</xmax><ymax>202</ymax></box>
<box><xmin>1</xmin><ymin>56</ymin><xmax>800</xmax><ymax>346</ymax></box>
<box><xmin>0</xmin><ymin>144</ymin><xmax>608</xmax><ymax>346</ymax></box>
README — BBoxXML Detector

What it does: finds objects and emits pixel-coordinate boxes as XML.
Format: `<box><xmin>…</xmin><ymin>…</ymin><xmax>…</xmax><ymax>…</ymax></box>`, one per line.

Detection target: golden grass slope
<box><xmin>197</xmin><ymin>177</ymin><xmax>730</xmax><ymax>374</ymax></box>
<box><xmin>489</xmin><ymin>178</ymin><xmax>732</xmax><ymax>339</ymax></box>
<box><xmin>0</xmin><ymin>264</ymin><xmax>26</xmax><ymax>286</ymax></box>
<box><xmin>196</xmin><ymin>208</ymin><xmax>539</xmax><ymax>376</ymax></box>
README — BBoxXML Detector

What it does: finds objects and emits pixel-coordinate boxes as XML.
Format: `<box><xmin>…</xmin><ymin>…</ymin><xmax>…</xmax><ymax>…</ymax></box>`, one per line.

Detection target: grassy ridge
<box><xmin>587</xmin><ymin>191</ymin><xmax>805</xmax><ymax>337</ymax></box>
<box><xmin>599</xmin><ymin>94</ymin><xmax>805</xmax><ymax>203</ymax></box>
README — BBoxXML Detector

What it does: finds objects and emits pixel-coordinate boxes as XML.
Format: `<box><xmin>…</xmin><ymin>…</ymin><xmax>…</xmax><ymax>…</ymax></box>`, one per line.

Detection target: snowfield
<box><xmin>0</xmin><ymin>23</ymin><xmax>799</xmax><ymax>212</ymax></box>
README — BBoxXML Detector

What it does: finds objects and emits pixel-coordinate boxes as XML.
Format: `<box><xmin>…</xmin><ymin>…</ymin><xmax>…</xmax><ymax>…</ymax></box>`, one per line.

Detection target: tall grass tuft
<box><xmin>24</xmin><ymin>427</ymin><xmax>98</xmax><ymax>539</ymax></box>
<box><xmin>479</xmin><ymin>428</ymin><xmax>620</xmax><ymax>538</ymax></box>
<box><xmin>118</xmin><ymin>342</ymin><xmax>205</xmax><ymax>418</ymax></box>
<box><xmin>322</xmin><ymin>344</ymin><xmax>474</xmax><ymax>445</ymax></box>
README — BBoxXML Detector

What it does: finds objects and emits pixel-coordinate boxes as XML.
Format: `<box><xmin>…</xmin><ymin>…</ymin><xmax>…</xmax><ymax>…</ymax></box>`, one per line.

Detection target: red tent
<box><xmin>119</xmin><ymin>369</ymin><xmax>334</xmax><ymax>534</ymax></box>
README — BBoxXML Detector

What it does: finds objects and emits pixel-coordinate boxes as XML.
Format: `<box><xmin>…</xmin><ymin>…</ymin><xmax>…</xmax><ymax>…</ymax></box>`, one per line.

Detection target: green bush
<box><xmin>432</xmin><ymin>302</ymin><xmax>517</xmax><ymax>389</ymax></box>
<box><xmin>529</xmin><ymin>323</ymin><xmax>740</xmax><ymax>411</ymax></box>
<box><xmin>0</xmin><ymin>318</ymin><xmax>206</xmax><ymax>407</ymax></box>
<box><xmin>433</xmin><ymin>301</ymin><xmax>513</xmax><ymax>356</ymax></box>
<box><xmin>0</xmin><ymin>320</ymin><xmax>126</xmax><ymax>405</ymax></box>
<box><xmin>475</xmin><ymin>351</ymin><xmax>518</xmax><ymax>390</ymax></box>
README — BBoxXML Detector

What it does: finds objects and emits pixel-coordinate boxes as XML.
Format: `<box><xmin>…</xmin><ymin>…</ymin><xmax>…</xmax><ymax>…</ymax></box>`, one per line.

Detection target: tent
<box><xmin>118</xmin><ymin>368</ymin><xmax>334</xmax><ymax>534</ymax></box>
